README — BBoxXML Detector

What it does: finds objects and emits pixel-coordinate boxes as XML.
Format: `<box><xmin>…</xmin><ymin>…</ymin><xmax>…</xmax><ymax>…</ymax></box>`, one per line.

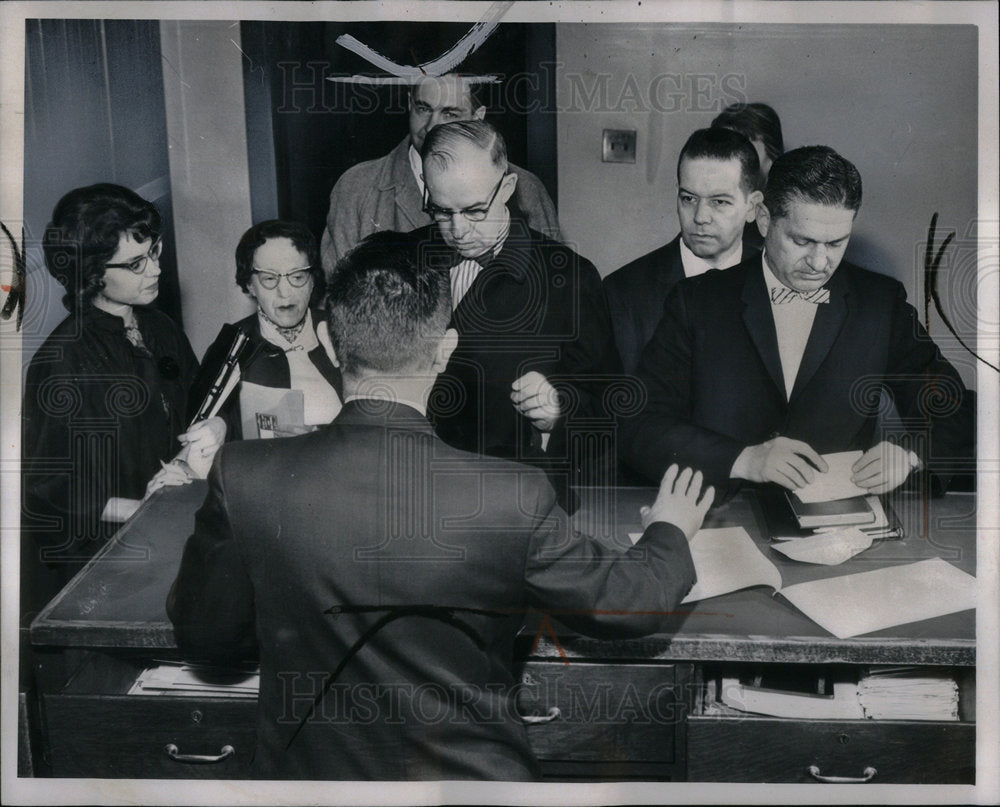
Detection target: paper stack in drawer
<box><xmin>857</xmin><ymin>667</ymin><xmax>959</xmax><ymax>721</ymax></box>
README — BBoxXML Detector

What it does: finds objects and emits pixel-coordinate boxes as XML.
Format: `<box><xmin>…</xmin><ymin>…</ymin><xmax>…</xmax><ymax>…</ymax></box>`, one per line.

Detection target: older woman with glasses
<box><xmin>187</xmin><ymin>219</ymin><xmax>342</xmax><ymax>446</ymax></box>
<box><xmin>21</xmin><ymin>183</ymin><xmax>224</xmax><ymax>608</ymax></box>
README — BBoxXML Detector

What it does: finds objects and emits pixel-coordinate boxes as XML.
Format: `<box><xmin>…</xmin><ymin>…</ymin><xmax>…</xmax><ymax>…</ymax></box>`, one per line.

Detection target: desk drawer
<box><xmin>519</xmin><ymin>661</ymin><xmax>691</xmax><ymax>767</ymax></box>
<box><xmin>42</xmin><ymin>694</ymin><xmax>256</xmax><ymax>778</ymax></box>
<box><xmin>687</xmin><ymin>715</ymin><xmax>974</xmax><ymax>783</ymax></box>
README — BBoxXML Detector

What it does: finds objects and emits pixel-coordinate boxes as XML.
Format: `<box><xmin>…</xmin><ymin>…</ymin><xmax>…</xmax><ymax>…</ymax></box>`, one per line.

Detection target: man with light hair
<box><xmin>321</xmin><ymin>73</ymin><xmax>560</xmax><ymax>272</ymax></box>
<box><xmin>414</xmin><ymin>119</ymin><xmax>620</xmax><ymax>498</ymax></box>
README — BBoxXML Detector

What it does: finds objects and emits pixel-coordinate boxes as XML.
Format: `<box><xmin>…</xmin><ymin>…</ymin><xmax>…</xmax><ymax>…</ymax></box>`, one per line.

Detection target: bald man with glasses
<box><xmin>411</xmin><ymin>120</ymin><xmax>621</xmax><ymax>503</ymax></box>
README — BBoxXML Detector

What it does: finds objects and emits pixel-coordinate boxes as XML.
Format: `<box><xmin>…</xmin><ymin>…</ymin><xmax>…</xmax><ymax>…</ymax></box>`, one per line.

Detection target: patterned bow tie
<box><xmin>770</xmin><ymin>287</ymin><xmax>831</xmax><ymax>305</ymax></box>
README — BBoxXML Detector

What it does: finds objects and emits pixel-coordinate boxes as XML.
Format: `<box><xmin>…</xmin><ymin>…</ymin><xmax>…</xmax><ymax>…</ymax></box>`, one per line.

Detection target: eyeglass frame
<box><xmin>250</xmin><ymin>266</ymin><xmax>314</xmax><ymax>290</ymax></box>
<box><xmin>104</xmin><ymin>237</ymin><xmax>163</xmax><ymax>274</ymax></box>
<box><xmin>422</xmin><ymin>173</ymin><xmax>509</xmax><ymax>223</ymax></box>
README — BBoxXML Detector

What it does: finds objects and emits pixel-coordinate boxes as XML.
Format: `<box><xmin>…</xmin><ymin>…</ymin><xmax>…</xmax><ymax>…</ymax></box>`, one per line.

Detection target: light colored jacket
<box><xmin>321</xmin><ymin>137</ymin><xmax>561</xmax><ymax>272</ymax></box>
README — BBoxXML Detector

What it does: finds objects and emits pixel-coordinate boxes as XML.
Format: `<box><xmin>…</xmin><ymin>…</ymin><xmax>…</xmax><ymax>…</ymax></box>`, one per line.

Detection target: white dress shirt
<box><xmin>761</xmin><ymin>254</ymin><xmax>821</xmax><ymax>400</ymax></box>
<box><xmin>679</xmin><ymin>236</ymin><xmax>743</xmax><ymax>278</ymax></box>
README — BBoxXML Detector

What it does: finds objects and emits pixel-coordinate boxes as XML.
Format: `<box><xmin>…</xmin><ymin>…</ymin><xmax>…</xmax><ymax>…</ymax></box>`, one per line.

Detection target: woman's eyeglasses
<box><xmin>251</xmin><ymin>267</ymin><xmax>313</xmax><ymax>289</ymax></box>
<box><xmin>105</xmin><ymin>238</ymin><xmax>163</xmax><ymax>274</ymax></box>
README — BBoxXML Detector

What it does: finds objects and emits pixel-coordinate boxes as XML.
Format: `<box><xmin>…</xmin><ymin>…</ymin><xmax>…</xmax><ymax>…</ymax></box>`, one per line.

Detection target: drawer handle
<box><xmin>518</xmin><ymin>706</ymin><xmax>561</xmax><ymax>725</ymax></box>
<box><xmin>164</xmin><ymin>743</ymin><xmax>235</xmax><ymax>764</ymax></box>
<box><xmin>808</xmin><ymin>765</ymin><xmax>877</xmax><ymax>784</ymax></box>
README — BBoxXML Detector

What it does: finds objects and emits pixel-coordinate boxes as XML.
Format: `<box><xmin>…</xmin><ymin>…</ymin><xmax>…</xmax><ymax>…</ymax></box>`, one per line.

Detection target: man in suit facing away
<box><xmin>603</xmin><ymin>127</ymin><xmax>764</xmax><ymax>374</ymax></box>
<box><xmin>619</xmin><ymin>146</ymin><xmax>973</xmax><ymax>496</ymax></box>
<box><xmin>167</xmin><ymin>232</ymin><xmax>713</xmax><ymax>780</ymax></box>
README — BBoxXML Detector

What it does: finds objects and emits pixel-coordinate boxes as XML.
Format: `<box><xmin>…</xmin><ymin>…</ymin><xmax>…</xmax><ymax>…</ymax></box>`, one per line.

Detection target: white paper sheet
<box><xmin>771</xmin><ymin>527</ymin><xmax>874</xmax><ymax>565</ymax></box>
<box><xmin>791</xmin><ymin>450</ymin><xmax>870</xmax><ymax>503</ymax></box>
<box><xmin>680</xmin><ymin>527</ymin><xmax>782</xmax><ymax>604</ymax></box>
<box><xmin>779</xmin><ymin>558</ymin><xmax>976</xmax><ymax>638</ymax></box>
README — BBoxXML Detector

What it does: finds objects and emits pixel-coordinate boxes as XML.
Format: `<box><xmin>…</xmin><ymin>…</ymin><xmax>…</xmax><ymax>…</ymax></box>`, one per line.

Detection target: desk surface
<box><xmin>30</xmin><ymin>482</ymin><xmax>976</xmax><ymax>666</ymax></box>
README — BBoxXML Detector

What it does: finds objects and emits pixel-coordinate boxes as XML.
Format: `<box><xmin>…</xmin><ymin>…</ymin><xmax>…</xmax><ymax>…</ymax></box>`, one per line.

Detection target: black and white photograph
<box><xmin>1</xmin><ymin>1</ymin><xmax>997</xmax><ymax>804</ymax></box>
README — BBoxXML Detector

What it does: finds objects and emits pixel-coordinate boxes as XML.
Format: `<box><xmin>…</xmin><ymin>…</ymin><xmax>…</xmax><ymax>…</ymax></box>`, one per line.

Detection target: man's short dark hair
<box><xmin>326</xmin><ymin>231</ymin><xmax>451</xmax><ymax>376</ymax></box>
<box><xmin>677</xmin><ymin>128</ymin><xmax>762</xmax><ymax>193</ymax></box>
<box><xmin>409</xmin><ymin>73</ymin><xmax>489</xmax><ymax>111</ymax></box>
<box><xmin>763</xmin><ymin>146</ymin><xmax>863</xmax><ymax>221</ymax></box>
<box><xmin>421</xmin><ymin>119</ymin><xmax>507</xmax><ymax>173</ymax></box>
<box><xmin>43</xmin><ymin>183</ymin><xmax>161</xmax><ymax>311</ymax></box>
<box><xmin>711</xmin><ymin>103</ymin><xmax>784</xmax><ymax>163</ymax></box>
<box><xmin>234</xmin><ymin>219</ymin><xmax>323</xmax><ymax>300</ymax></box>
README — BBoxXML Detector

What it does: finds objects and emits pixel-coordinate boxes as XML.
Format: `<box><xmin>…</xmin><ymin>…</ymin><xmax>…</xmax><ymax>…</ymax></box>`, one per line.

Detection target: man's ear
<box><xmin>432</xmin><ymin>328</ymin><xmax>459</xmax><ymax>373</ymax></box>
<box><xmin>756</xmin><ymin>203</ymin><xmax>772</xmax><ymax>238</ymax></box>
<box><xmin>499</xmin><ymin>172</ymin><xmax>519</xmax><ymax>205</ymax></box>
<box><xmin>473</xmin><ymin>105</ymin><xmax>487</xmax><ymax>121</ymax></box>
<box><xmin>746</xmin><ymin>190</ymin><xmax>764</xmax><ymax>223</ymax></box>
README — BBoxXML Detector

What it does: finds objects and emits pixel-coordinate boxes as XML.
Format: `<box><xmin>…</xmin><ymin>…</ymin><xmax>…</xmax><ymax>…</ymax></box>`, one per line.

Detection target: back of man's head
<box><xmin>421</xmin><ymin>119</ymin><xmax>508</xmax><ymax>174</ymax></box>
<box><xmin>763</xmin><ymin>145</ymin><xmax>863</xmax><ymax>221</ymax></box>
<box><xmin>327</xmin><ymin>232</ymin><xmax>451</xmax><ymax>377</ymax></box>
<box><xmin>677</xmin><ymin>127</ymin><xmax>761</xmax><ymax>193</ymax></box>
<box><xmin>711</xmin><ymin>103</ymin><xmax>784</xmax><ymax>164</ymax></box>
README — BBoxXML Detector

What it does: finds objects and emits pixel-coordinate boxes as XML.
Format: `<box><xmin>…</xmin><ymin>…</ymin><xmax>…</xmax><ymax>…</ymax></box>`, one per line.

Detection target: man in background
<box><xmin>712</xmin><ymin>102</ymin><xmax>784</xmax><ymax>180</ymax></box>
<box><xmin>168</xmin><ymin>232</ymin><xmax>712</xmax><ymax>780</ymax></box>
<box><xmin>619</xmin><ymin>146</ymin><xmax>973</xmax><ymax>496</ymax></box>
<box><xmin>321</xmin><ymin>73</ymin><xmax>560</xmax><ymax>273</ymax></box>
<box><xmin>603</xmin><ymin>127</ymin><xmax>763</xmax><ymax>374</ymax></box>
<box><xmin>415</xmin><ymin>119</ymin><xmax>621</xmax><ymax>494</ymax></box>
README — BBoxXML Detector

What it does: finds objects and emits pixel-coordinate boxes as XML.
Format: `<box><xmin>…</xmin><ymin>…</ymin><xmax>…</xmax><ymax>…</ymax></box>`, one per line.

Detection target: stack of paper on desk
<box><xmin>857</xmin><ymin>667</ymin><xmax>960</xmax><ymax>721</ymax></box>
<box><xmin>128</xmin><ymin>661</ymin><xmax>259</xmax><ymax>698</ymax></box>
<box><xmin>650</xmin><ymin>527</ymin><xmax>975</xmax><ymax>638</ymax></box>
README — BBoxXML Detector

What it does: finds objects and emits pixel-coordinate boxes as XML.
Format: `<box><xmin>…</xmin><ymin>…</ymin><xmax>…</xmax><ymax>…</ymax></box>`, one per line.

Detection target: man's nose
<box><xmin>806</xmin><ymin>245</ymin><xmax>827</xmax><ymax>270</ymax></box>
<box><xmin>449</xmin><ymin>213</ymin><xmax>473</xmax><ymax>237</ymax></box>
<box><xmin>693</xmin><ymin>199</ymin><xmax>712</xmax><ymax>224</ymax></box>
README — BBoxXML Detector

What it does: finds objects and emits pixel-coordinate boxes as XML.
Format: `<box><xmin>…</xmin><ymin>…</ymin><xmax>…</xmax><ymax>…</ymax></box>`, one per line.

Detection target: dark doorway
<box><xmin>239</xmin><ymin>21</ymin><xmax>558</xmax><ymax>242</ymax></box>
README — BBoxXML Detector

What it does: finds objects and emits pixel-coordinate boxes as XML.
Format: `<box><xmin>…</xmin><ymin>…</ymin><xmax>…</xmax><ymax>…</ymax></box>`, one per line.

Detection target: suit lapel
<box><xmin>740</xmin><ymin>261</ymin><xmax>787</xmax><ymax>398</ymax></box>
<box><xmin>788</xmin><ymin>269</ymin><xmax>849</xmax><ymax>402</ymax></box>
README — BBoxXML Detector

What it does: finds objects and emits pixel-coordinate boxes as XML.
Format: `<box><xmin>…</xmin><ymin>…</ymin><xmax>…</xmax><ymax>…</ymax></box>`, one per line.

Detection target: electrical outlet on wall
<box><xmin>602</xmin><ymin>129</ymin><xmax>637</xmax><ymax>163</ymax></box>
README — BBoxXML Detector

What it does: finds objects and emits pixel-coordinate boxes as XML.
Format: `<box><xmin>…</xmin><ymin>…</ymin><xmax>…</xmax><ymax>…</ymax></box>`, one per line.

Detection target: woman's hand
<box><xmin>145</xmin><ymin>459</ymin><xmax>194</xmax><ymax>498</ymax></box>
<box><xmin>177</xmin><ymin>416</ymin><xmax>227</xmax><ymax>479</ymax></box>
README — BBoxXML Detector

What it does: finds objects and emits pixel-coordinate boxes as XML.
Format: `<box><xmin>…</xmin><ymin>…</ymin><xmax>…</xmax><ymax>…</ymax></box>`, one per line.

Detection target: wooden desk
<box><xmin>30</xmin><ymin>483</ymin><xmax>976</xmax><ymax>782</ymax></box>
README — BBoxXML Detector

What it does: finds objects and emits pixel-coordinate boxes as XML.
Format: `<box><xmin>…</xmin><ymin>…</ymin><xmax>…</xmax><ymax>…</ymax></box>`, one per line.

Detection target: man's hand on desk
<box><xmin>730</xmin><ymin>436</ymin><xmax>828</xmax><ymax>490</ymax></box>
<box><xmin>851</xmin><ymin>441</ymin><xmax>918</xmax><ymax>494</ymax></box>
<box><xmin>640</xmin><ymin>464</ymin><xmax>715</xmax><ymax>540</ymax></box>
<box><xmin>510</xmin><ymin>371</ymin><xmax>561</xmax><ymax>433</ymax></box>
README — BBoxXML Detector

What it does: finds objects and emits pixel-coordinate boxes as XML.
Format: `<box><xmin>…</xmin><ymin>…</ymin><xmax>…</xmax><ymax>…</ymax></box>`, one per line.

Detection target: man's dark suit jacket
<box><xmin>168</xmin><ymin>400</ymin><xmax>696</xmax><ymax>780</ymax></box>
<box><xmin>412</xmin><ymin>221</ymin><xmax>622</xmax><ymax>491</ymax></box>
<box><xmin>604</xmin><ymin>235</ymin><xmax>763</xmax><ymax>375</ymax></box>
<box><xmin>618</xmin><ymin>256</ymin><xmax>974</xmax><ymax>490</ymax></box>
<box><xmin>603</xmin><ymin>235</ymin><xmax>686</xmax><ymax>376</ymax></box>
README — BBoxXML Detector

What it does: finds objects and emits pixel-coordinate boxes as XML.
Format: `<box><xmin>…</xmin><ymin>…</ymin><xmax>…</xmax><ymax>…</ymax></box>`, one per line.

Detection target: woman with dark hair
<box><xmin>188</xmin><ymin>219</ymin><xmax>342</xmax><ymax>444</ymax></box>
<box><xmin>22</xmin><ymin>183</ymin><xmax>223</xmax><ymax>608</ymax></box>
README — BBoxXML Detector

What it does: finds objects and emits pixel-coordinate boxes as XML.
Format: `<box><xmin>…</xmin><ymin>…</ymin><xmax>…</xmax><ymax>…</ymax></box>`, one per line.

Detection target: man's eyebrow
<box><xmin>677</xmin><ymin>186</ymin><xmax>736</xmax><ymax>199</ymax></box>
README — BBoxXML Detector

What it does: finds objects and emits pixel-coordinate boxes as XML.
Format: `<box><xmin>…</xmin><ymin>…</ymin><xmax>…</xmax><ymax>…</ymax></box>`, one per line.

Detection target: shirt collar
<box><xmin>761</xmin><ymin>250</ymin><xmax>794</xmax><ymax>299</ymax></box>
<box><xmin>679</xmin><ymin>236</ymin><xmax>742</xmax><ymax>278</ymax></box>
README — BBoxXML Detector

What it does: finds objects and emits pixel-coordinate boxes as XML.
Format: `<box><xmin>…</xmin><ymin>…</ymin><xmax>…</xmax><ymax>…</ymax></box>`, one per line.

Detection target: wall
<box><xmin>161</xmin><ymin>20</ymin><xmax>256</xmax><ymax>359</ymax></box>
<box><xmin>555</xmin><ymin>23</ymin><xmax>979</xmax><ymax>388</ymax></box>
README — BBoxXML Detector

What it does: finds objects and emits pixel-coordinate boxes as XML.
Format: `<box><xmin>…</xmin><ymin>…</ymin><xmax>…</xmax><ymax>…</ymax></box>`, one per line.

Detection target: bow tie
<box><xmin>451</xmin><ymin>249</ymin><xmax>495</xmax><ymax>269</ymax></box>
<box><xmin>770</xmin><ymin>287</ymin><xmax>831</xmax><ymax>305</ymax></box>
